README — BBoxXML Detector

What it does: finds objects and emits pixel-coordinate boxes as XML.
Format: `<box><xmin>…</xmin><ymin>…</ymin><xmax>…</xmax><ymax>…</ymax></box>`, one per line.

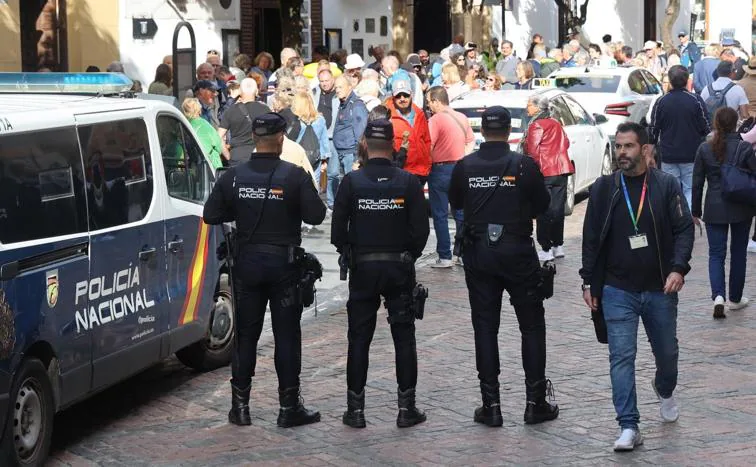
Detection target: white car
<box><xmin>543</xmin><ymin>65</ymin><xmax>663</xmax><ymax>148</ymax></box>
<box><xmin>450</xmin><ymin>88</ymin><xmax>612</xmax><ymax>214</ymax></box>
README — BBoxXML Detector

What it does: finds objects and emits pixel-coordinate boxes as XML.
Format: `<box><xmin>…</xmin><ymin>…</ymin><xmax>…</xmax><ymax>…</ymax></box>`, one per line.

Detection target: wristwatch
<box><xmin>581</xmin><ymin>283</ymin><xmax>591</xmax><ymax>292</ymax></box>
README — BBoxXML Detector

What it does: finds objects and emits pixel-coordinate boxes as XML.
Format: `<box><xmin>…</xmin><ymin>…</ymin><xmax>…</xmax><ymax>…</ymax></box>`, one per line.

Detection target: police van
<box><xmin>0</xmin><ymin>73</ymin><xmax>233</xmax><ymax>465</ymax></box>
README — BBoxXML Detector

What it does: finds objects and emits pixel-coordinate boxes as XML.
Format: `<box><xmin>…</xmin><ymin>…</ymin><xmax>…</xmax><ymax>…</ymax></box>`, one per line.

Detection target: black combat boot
<box><xmin>277</xmin><ymin>386</ymin><xmax>321</xmax><ymax>428</ymax></box>
<box><xmin>396</xmin><ymin>387</ymin><xmax>426</xmax><ymax>427</ymax></box>
<box><xmin>228</xmin><ymin>384</ymin><xmax>252</xmax><ymax>426</ymax></box>
<box><xmin>342</xmin><ymin>389</ymin><xmax>367</xmax><ymax>428</ymax></box>
<box><xmin>524</xmin><ymin>379</ymin><xmax>559</xmax><ymax>424</ymax></box>
<box><xmin>474</xmin><ymin>382</ymin><xmax>503</xmax><ymax>427</ymax></box>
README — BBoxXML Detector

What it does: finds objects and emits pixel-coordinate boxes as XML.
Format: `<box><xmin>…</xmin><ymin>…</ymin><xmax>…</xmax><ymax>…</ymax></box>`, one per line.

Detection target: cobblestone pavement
<box><xmin>48</xmin><ymin>201</ymin><xmax>756</xmax><ymax>466</ymax></box>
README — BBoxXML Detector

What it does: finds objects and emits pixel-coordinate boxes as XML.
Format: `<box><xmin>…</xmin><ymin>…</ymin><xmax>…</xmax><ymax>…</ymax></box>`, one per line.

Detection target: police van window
<box><xmin>78</xmin><ymin>119</ymin><xmax>153</xmax><ymax>230</ymax></box>
<box><xmin>0</xmin><ymin>127</ymin><xmax>88</xmax><ymax>244</ymax></box>
<box><xmin>156</xmin><ymin>115</ymin><xmax>211</xmax><ymax>204</ymax></box>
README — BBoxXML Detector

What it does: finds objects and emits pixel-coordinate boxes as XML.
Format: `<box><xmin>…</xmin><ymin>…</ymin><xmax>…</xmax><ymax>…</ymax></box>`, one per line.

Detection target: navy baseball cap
<box><xmin>252</xmin><ymin>112</ymin><xmax>288</xmax><ymax>136</ymax></box>
<box><xmin>482</xmin><ymin>106</ymin><xmax>511</xmax><ymax>131</ymax></box>
<box><xmin>364</xmin><ymin>119</ymin><xmax>394</xmax><ymax>141</ymax></box>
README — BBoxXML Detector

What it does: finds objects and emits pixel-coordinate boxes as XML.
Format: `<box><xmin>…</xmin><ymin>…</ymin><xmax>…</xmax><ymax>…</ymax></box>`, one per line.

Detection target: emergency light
<box><xmin>0</xmin><ymin>73</ymin><xmax>134</xmax><ymax>94</ymax></box>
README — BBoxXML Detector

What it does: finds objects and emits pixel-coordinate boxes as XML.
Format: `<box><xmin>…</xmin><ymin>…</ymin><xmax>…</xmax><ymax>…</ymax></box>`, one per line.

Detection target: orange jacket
<box><xmin>385</xmin><ymin>100</ymin><xmax>432</xmax><ymax>177</ymax></box>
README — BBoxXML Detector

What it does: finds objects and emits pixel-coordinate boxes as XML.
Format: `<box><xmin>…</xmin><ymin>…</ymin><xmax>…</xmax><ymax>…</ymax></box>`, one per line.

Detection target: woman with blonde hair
<box><xmin>441</xmin><ymin>61</ymin><xmax>469</xmax><ymax>101</ymax></box>
<box><xmin>290</xmin><ymin>92</ymin><xmax>331</xmax><ymax>189</ymax></box>
<box><xmin>182</xmin><ymin>98</ymin><xmax>224</xmax><ymax>168</ymax></box>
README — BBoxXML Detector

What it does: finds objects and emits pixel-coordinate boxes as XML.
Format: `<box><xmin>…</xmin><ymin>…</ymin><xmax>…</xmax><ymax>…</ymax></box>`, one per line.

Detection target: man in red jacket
<box><xmin>522</xmin><ymin>93</ymin><xmax>573</xmax><ymax>262</ymax></box>
<box><xmin>385</xmin><ymin>79</ymin><xmax>432</xmax><ymax>184</ymax></box>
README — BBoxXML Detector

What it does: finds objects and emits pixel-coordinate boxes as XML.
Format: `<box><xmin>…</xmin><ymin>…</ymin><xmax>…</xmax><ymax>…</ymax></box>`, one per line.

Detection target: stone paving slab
<box><xmin>48</xmin><ymin>201</ymin><xmax>756</xmax><ymax>466</ymax></box>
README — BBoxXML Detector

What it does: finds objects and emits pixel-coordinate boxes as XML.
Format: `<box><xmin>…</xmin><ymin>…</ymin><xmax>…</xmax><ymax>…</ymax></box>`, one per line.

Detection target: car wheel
<box><xmin>176</xmin><ymin>273</ymin><xmax>234</xmax><ymax>371</ymax></box>
<box><xmin>1</xmin><ymin>358</ymin><xmax>54</xmax><ymax>467</ymax></box>
<box><xmin>601</xmin><ymin>146</ymin><xmax>613</xmax><ymax>176</ymax></box>
<box><xmin>564</xmin><ymin>174</ymin><xmax>576</xmax><ymax>216</ymax></box>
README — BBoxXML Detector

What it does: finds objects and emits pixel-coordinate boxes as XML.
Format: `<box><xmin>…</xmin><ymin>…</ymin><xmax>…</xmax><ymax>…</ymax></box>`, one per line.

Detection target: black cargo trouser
<box><xmin>462</xmin><ymin>235</ymin><xmax>547</xmax><ymax>386</ymax></box>
<box><xmin>231</xmin><ymin>249</ymin><xmax>302</xmax><ymax>390</ymax></box>
<box><xmin>346</xmin><ymin>261</ymin><xmax>418</xmax><ymax>393</ymax></box>
<box><xmin>536</xmin><ymin>174</ymin><xmax>568</xmax><ymax>251</ymax></box>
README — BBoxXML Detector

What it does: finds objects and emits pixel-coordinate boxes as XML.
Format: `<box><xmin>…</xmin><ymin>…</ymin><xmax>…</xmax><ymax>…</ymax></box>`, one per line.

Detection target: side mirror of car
<box><xmin>593</xmin><ymin>113</ymin><xmax>609</xmax><ymax>124</ymax></box>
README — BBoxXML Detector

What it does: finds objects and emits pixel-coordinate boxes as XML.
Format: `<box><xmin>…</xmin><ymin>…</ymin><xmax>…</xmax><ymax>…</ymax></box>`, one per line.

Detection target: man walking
<box><xmin>218</xmin><ymin>78</ymin><xmax>271</xmax><ymax>166</ymax></box>
<box><xmin>427</xmin><ymin>86</ymin><xmax>475</xmax><ymax>268</ymax></box>
<box><xmin>385</xmin><ymin>79</ymin><xmax>431</xmax><ymax>185</ymax></box>
<box><xmin>580</xmin><ymin>123</ymin><xmax>694</xmax><ymax>451</ymax></box>
<box><xmin>678</xmin><ymin>31</ymin><xmax>700</xmax><ymax>73</ymax></box>
<box><xmin>693</xmin><ymin>44</ymin><xmax>721</xmax><ymax>94</ymax></box>
<box><xmin>700</xmin><ymin>61</ymin><xmax>750</xmax><ymax>120</ymax></box>
<box><xmin>329</xmin><ymin>76</ymin><xmax>368</xmax><ymax>210</ymax></box>
<box><xmin>649</xmin><ymin>65</ymin><xmax>710</xmax><ymax>208</ymax></box>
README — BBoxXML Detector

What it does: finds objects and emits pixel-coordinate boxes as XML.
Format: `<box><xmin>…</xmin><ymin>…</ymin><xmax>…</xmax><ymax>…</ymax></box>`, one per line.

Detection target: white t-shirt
<box><xmin>700</xmin><ymin>77</ymin><xmax>748</xmax><ymax>110</ymax></box>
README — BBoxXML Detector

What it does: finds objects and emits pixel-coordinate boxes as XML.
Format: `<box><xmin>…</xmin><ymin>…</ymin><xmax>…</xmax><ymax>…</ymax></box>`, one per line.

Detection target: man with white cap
<box><xmin>644</xmin><ymin>40</ymin><xmax>667</xmax><ymax>80</ymax></box>
<box><xmin>344</xmin><ymin>53</ymin><xmax>365</xmax><ymax>85</ymax></box>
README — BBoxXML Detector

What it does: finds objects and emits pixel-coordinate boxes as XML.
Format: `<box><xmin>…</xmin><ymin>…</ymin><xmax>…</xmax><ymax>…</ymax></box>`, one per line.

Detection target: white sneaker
<box><xmin>652</xmin><ymin>380</ymin><xmax>679</xmax><ymax>423</ymax></box>
<box><xmin>552</xmin><ymin>246</ymin><xmax>565</xmax><ymax>258</ymax></box>
<box><xmin>537</xmin><ymin>249</ymin><xmax>555</xmax><ymax>262</ymax></box>
<box><xmin>431</xmin><ymin>258</ymin><xmax>453</xmax><ymax>269</ymax></box>
<box><xmin>748</xmin><ymin>239</ymin><xmax>756</xmax><ymax>253</ymax></box>
<box><xmin>613</xmin><ymin>428</ymin><xmax>643</xmax><ymax>451</ymax></box>
<box><xmin>714</xmin><ymin>295</ymin><xmax>726</xmax><ymax>319</ymax></box>
<box><xmin>453</xmin><ymin>256</ymin><xmax>464</xmax><ymax>267</ymax></box>
<box><xmin>729</xmin><ymin>297</ymin><xmax>750</xmax><ymax>311</ymax></box>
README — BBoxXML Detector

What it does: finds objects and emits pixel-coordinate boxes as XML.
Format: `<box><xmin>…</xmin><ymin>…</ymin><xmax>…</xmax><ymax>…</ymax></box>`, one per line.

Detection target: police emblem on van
<box><xmin>46</xmin><ymin>270</ymin><xmax>59</xmax><ymax>308</ymax></box>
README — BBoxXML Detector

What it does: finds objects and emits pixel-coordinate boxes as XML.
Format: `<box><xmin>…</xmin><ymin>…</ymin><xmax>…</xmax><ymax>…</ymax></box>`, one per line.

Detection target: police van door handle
<box><xmin>139</xmin><ymin>247</ymin><xmax>157</xmax><ymax>261</ymax></box>
<box><xmin>168</xmin><ymin>238</ymin><xmax>184</xmax><ymax>253</ymax></box>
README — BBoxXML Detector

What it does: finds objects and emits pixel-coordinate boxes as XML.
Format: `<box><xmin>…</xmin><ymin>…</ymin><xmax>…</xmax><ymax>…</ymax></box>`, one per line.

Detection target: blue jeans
<box><xmin>327</xmin><ymin>150</ymin><xmax>354</xmax><ymax>209</ymax></box>
<box><xmin>602</xmin><ymin>285</ymin><xmax>679</xmax><ymax>430</ymax></box>
<box><xmin>428</xmin><ymin>163</ymin><xmax>463</xmax><ymax>260</ymax></box>
<box><xmin>705</xmin><ymin>220</ymin><xmax>750</xmax><ymax>302</ymax></box>
<box><xmin>662</xmin><ymin>162</ymin><xmax>694</xmax><ymax>209</ymax></box>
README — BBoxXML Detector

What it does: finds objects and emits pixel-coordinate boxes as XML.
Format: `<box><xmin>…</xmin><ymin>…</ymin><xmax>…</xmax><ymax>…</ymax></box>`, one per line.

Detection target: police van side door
<box><xmin>75</xmin><ymin>113</ymin><xmax>167</xmax><ymax>390</ymax></box>
<box><xmin>154</xmin><ymin>113</ymin><xmax>218</xmax><ymax>351</ymax></box>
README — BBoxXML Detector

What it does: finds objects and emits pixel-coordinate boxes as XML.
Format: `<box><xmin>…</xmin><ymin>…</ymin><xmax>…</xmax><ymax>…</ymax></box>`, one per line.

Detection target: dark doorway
<box><xmin>20</xmin><ymin>0</ymin><xmax>68</xmax><ymax>71</ymax></box>
<box><xmin>644</xmin><ymin>0</ymin><xmax>657</xmax><ymax>41</ymax></box>
<box><xmin>414</xmin><ymin>0</ymin><xmax>451</xmax><ymax>54</ymax></box>
<box><xmin>255</xmin><ymin>8</ymin><xmax>283</xmax><ymax>60</ymax></box>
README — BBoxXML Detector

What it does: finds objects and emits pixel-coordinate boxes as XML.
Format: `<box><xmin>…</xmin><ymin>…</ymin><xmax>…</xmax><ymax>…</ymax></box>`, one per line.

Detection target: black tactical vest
<box><xmin>463</xmin><ymin>150</ymin><xmax>534</xmax><ymax>237</ymax></box>
<box><xmin>348</xmin><ymin>167</ymin><xmax>412</xmax><ymax>253</ymax></box>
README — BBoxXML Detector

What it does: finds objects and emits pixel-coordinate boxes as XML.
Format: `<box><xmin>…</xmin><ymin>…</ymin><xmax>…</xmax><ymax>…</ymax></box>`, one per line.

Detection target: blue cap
<box><xmin>482</xmin><ymin>106</ymin><xmax>511</xmax><ymax>130</ymax></box>
<box><xmin>252</xmin><ymin>112</ymin><xmax>288</xmax><ymax>136</ymax></box>
<box><xmin>364</xmin><ymin>119</ymin><xmax>394</xmax><ymax>141</ymax></box>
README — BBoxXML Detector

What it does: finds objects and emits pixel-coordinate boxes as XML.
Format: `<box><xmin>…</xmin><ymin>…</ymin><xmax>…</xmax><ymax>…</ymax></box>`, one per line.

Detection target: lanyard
<box><xmin>620</xmin><ymin>173</ymin><xmax>647</xmax><ymax>233</ymax></box>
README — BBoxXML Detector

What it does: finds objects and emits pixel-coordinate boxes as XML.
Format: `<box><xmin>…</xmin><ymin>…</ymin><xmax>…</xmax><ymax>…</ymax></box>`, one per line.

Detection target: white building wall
<box><xmin>117</xmin><ymin>0</ymin><xmax>240</xmax><ymax>86</ymax></box>
<box><xmin>707</xmin><ymin>0</ymin><xmax>751</xmax><ymax>47</ymax></box>
<box><xmin>492</xmin><ymin>0</ymin><xmax>559</xmax><ymax>59</ymax></box>
<box><xmin>321</xmin><ymin>0</ymin><xmax>393</xmax><ymax>60</ymax></box>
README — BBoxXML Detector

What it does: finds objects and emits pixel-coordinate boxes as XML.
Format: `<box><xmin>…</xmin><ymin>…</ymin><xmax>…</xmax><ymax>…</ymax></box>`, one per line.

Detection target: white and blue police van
<box><xmin>0</xmin><ymin>73</ymin><xmax>233</xmax><ymax>465</ymax></box>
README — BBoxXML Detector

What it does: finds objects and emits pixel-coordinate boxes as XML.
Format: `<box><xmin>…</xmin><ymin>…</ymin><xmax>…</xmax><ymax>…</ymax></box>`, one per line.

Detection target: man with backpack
<box><xmin>700</xmin><ymin>61</ymin><xmax>750</xmax><ymax>121</ymax></box>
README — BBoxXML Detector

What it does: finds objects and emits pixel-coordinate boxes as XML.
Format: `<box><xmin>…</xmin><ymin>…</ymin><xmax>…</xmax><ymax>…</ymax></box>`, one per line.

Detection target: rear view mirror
<box><xmin>593</xmin><ymin>113</ymin><xmax>609</xmax><ymax>124</ymax></box>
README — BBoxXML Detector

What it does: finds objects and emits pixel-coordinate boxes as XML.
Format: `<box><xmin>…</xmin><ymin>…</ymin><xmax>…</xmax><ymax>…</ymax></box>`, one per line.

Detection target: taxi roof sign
<box><xmin>532</xmin><ymin>78</ymin><xmax>557</xmax><ymax>88</ymax></box>
<box><xmin>0</xmin><ymin>72</ymin><xmax>134</xmax><ymax>94</ymax></box>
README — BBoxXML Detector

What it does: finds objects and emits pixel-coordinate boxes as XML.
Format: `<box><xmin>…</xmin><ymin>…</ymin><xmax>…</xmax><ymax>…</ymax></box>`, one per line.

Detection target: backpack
<box><xmin>296</xmin><ymin>123</ymin><xmax>321</xmax><ymax>167</ymax></box>
<box><xmin>705</xmin><ymin>82</ymin><xmax>736</xmax><ymax>120</ymax></box>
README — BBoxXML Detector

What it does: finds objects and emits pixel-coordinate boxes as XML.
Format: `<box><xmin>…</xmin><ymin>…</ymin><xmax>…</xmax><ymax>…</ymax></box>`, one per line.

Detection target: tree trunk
<box><xmin>660</xmin><ymin>0</ymin><xmax>681</xmax><ymax>53</ymax></box>
<box><xmin>280</xmin><ymin>0</ymin><xmax>304</xmax><ymax>51</ymax></box>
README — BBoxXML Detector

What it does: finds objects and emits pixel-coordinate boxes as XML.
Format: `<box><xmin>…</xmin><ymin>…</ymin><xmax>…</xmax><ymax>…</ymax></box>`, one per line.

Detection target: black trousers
<box><xmin>230</xmin><ymin>249</ymin><xmax>302</xmax><ymax>390</ymax></box>
<box><xmin>536</xmin><ymin>175</ymin><xmax>568</xmax><ymax>251</ymax></box>
<box><xmin>462</xmin><ymin>236</ymin><xmax>547</xmax><ymax>386</ymax></box>
<box><xmin>346</xmin><ymin>261</ymin><xmax>418</xmax><ymax>393</ymax></box>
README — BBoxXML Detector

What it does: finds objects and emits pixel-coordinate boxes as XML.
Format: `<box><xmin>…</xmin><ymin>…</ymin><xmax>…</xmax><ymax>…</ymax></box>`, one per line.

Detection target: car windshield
<box><xmin>455</xmin><ymin>106</ymin><xmax>529</xmax><ymax>133</ymax></box>
<box><xmin>553</xmin><ymin>76</ymin><xmax>621</xmax><ymax>93</ymax></box>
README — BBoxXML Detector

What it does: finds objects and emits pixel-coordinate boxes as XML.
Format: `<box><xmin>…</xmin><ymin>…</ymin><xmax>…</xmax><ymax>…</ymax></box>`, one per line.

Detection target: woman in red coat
<box><xmin>522</xmin><ymin>93</ymin><xmax>573</xmax><ymax>262</ymax></box>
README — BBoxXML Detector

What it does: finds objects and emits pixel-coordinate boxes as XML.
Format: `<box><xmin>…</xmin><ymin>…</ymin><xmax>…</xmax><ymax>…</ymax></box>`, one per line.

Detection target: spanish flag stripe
<box><xmin>178</xmin><ymin>221</ymin><xmax>210</xmax><ymax>325</ymax></box>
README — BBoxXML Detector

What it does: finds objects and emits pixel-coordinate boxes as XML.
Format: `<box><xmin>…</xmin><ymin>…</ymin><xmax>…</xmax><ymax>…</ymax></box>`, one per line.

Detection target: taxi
<box><xmin>0</xmin><ymin>73</ymin><xmax>233</xmax><ymax>466</ymax></box>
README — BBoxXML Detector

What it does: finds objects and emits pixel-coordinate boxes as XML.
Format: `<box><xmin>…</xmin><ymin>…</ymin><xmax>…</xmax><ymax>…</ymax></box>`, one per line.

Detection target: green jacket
<box><xmin>538</xmin><ymin>59</ymin><xmax>560</xmax><ymax>78</ymax></box>
<box><xmin>190</xmin><ymin>117</ymin><xmax>224</xmax><ymax>169</ymax></box>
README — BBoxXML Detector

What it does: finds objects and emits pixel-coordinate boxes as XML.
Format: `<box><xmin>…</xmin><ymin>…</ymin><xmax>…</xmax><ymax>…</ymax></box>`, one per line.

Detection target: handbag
<box><xmin>721</xmin><ymin>141</ymin><xmax>756</xmax><ymax>206</ymax></box>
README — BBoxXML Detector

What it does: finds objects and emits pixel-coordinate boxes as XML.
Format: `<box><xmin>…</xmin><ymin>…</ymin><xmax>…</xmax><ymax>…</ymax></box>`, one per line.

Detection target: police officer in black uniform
<box><xmin>203</xmin><ymin>112</ymin><xmax>326</xmax><ymax>428</ymax></box>
<box><xmin>330</xmin><ymin>119</ymin><xmax>430</xmax><ymax>429</ymax></box>
<box><xmin>448</xmin><ymin>106</ymin><xmax>559</xmax><ymax>427</ymax></box>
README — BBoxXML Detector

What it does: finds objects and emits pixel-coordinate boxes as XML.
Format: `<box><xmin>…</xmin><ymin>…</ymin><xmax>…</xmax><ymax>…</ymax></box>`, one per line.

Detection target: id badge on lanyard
<box><xmin>621</xmin><ymin>173</ymin><xmax>648</xmax><ymax>250</ymax></box>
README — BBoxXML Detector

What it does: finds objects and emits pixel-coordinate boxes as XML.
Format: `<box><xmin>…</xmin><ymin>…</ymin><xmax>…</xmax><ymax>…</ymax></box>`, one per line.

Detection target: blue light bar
<box><xmin>0</xmin><ymin>73</ymin><xmax>134</xmax><ymax>94</ymax></box>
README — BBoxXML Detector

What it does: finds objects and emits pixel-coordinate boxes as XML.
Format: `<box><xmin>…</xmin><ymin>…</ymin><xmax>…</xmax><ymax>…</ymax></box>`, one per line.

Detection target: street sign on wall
<box><xmin>133</xmin><ymin>18</ymin><xmax>158</xmax><ymax>40</ymax></box>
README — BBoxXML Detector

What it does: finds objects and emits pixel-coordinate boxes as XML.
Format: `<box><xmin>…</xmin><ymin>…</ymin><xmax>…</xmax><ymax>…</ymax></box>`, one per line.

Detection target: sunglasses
<box><xmin>486</xmin><ymin>78</ymin><xmax>495</xmax><ymax>82</ymax></box>
<box><xmin>395</xmin><ymin>93</ymin><xmax>411</xmax><ymax>99</ymax></box>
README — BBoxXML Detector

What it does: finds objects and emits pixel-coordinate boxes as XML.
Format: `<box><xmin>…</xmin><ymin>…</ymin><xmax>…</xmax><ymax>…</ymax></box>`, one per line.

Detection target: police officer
<box><xmin>330</xmin><ymin>119</ymin><xmax>430</xmax><ymax>428</ymax></box>
<box><xmin>448</xmin><ymin>106</ymin><xmax>559</xmax><ymax>427</ymax></box>
<box><xmin>203</xmin><ymin>112</ymin><xmax>326</xmax><ymax>428</ymax></box>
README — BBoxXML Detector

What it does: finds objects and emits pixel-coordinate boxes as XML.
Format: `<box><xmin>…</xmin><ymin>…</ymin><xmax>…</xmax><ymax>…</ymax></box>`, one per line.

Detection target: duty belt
<box><xmin>353</xmin><ymin>252</ymin><xmax>413</xmax><ymax>264</ymax></box>
<box><xmin>242</xmin><ymin>244</ymin><xmax>302</xmax><ymax>262</ymax></box>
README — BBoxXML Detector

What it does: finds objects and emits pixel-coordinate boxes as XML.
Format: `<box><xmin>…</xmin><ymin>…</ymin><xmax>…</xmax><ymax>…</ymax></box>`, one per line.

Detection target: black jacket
<box><xmin>648</xmin><ymin>88</ymin><xmax>710</xmax><ymax>164</ymax></box>
<box><xmin>580</xmin><ymin>168</ymin><xmax>694</xmax><ymax>298</ymax></box>
<box><xmin>692</xmin><ymin>134</ymin><xmax>756</xmax><ymax>224</ymax></box>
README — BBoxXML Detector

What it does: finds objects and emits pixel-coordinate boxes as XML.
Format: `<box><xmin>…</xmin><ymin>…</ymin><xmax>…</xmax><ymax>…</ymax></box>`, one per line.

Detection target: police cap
<box><xmin>252</xmin><ymin>112</ymin><xmax>289</xmax><ymax>136</ymax></box>
<box><xmin>481</xmin><ymin>106</ymin><xmax>511</xmax><ymax>131</ymax></box>
<box><xmin>364</xmin><ymin>118</ymin><xmax>394</xmax><ymax>141</ymax></box>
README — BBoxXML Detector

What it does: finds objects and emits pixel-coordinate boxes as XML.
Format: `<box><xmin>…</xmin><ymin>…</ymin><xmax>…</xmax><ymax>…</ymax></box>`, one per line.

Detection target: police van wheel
<box><xmin>176</xmin><ymin>277</ymin><xmax>234</xmax><ymax>371</ymax></box>
<box><xmin>1</xmin><ymin>358</ymin><xmax>54</xmax><ymax>467</ymax></box>
<box><xmin>564</xmin><ymin>174</ymin><xmax>576</xmax><ymax>216</ymax></box>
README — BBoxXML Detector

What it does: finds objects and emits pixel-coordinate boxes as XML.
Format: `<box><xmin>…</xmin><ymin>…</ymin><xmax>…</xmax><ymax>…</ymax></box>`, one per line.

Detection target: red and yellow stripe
<box><xmin>178</xmin><ymin>220</ymin><xmax>211</xmax><ymax>325</ymax></box>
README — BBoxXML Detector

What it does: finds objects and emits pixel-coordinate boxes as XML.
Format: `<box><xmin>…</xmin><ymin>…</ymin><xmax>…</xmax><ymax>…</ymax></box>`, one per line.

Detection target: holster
<box><xmin>487</xmin><ymin>224</ymin><xmax>505</xmax><ymax>247</ymax></box>
<box><xmin>339</xmin><ymin>245</ymin><xmax>352</xmax><ymax>281</ymax></box>
<box><xmin>297</xmin><ymin>251</ymin><xmax>323</xmax><ymax>307</ymax></box>
<box><xmin>537</xmin><ymin>260</ymin><xmax>556</xmax><ymax>300</ymax></box>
